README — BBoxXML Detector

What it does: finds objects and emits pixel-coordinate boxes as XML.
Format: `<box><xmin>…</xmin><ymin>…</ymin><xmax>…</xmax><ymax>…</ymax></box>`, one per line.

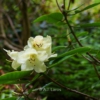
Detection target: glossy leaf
<box><xmin>77</xmin><ymin>23</ymin><xmax>100</xmax><ymax>28</ymax></box>
<box><xmin>0</xmin><ymin>80</ymin><xmax>28</xmax><ymax>84</ymax></box>
<box><xmin>34</xmin><ymin>12</ymin><xmax>63</xmax><ymax>23</ymax></box>
<box><xmin>1</xmin><ymin>97</ymin><xmax>17</xmax><ymax>100</ymax></box>
<box><xmin>75</xmin><ymin>2</ymin><xmax>100</xmax><ymax>14</ymax></box>
<box><xmin>68</xmin><ymin>4</ymin><xmax>84</xmax><ymax>13</ymax></box>
<box><xmin>48</xmin><ymin>55</ymin><xmax>72</xmax><ymax>69</ymax></box>
<box><xmin>57</xmin><ymin>47</ymin><xmax>91</xmax><ymax>58</ymax></box>
<box><xmin>0</xmin><ymin>71</ymin><xmax>31</xmax><ymax>81</ymax></box>
<box><xmin>52</xmin><ymin>46</ymin><xmax>67</xmax><ymax>52</ymax></box>
<box><xmin>76</xmin><ymin>32</ymin><xmax>88</xmax><ymax>37</ymax></box>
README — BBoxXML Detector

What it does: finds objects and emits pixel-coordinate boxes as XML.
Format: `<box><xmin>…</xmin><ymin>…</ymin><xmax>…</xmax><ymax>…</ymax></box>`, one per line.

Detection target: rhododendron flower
<box><xmin>17</xmin><ymin>48</ymin><xmax>46</xmax><ymax>73</ymax></box>
<box><xmin>24</xmin><ymin>35</ymin><xmax>57</xmax><ymax>61</ymax></box>
<box><xmin>4</xmin><ymin>35</ymin><xmax>57</xmax><ymax>73</ymax></box>
<box><xmin>4</xmin><ymin>48</ymin><xmax>46</xmax><ymax>73</ymax></box>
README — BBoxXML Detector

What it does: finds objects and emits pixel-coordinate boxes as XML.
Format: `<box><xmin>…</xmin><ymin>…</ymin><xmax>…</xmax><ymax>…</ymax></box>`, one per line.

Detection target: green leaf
<box><xmin>67</xmin><ymin>4</ymin><xmax>84</xmax><ymax>13</ymax></box>
<box><xmin>48</xmin><ymin>55</ymin><xmax>72</xmax><ymax>69</ymax></box>
<box><xmin>34</xmin><ymin>12</ymin><xmax>63</xmax><ymax>23</ymax></box>
<box><xmin>42</xmin><ymin>97</ymin><xmax>47</xmax><ymax>100</ymax></box>
<box><xmin>57</xmin><ymin>47</ymin><xmax>91</xmax><ymax>58</ymax></box>
<box><xmin>52</xmin><ymin>46</ymin><xmax>67</xmax><ymax>52</ymax></box>
<box><xmin>48</xmin><ymin>47</ymin><xmax>93</xmax><ymax>68</ymax></box>
<box><xmin>0</xmin><ymin>80</ymin><xmax>28</xmax><ymax>84</ymax></box>
<box><xmin>75</xmin><ymin>2</ymin><xmax>100</xmax><ymax>13</ymax></box>
<box><xmin>0</xmin><ymin>71</ymin><xmax>31</xmax><ymax>82</ymax></box>
<box><xmin>76</xmin><ymin>32</ymin><xmax>88</xmax><ymax>37</ymax></box>
<box><xmin>1</xmin><ymin>97</ymin><xmax>17</xmax><ymax>100</ymax></box>
<box><xmin>76</xmin><ymin>23</ymin><xmax>100</xmax><ymax>28</ymax></box>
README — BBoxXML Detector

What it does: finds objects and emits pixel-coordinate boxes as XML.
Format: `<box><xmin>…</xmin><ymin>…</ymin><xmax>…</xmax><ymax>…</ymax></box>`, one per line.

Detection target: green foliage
<box><xmin>0</xmin><ymin>97</ymin><xmax>17</xmax><ymax>100</ymax></box>
<box><xmin>34</xmin><ymin>12</ymin><xmax>63</xmax><ymax>24</ymax></box>
<box><xmin>0</xmin><ymin>71</ymin><xmax>31</xmax><ymax>84</ymax></box>
<box><xmin>1</xmin><ymin>0</ymin><xmax>100</xmax><ymax>100</ymax></box>
<box><xmin>77</xmin><ymin>22</ymin><xmax>100</xmax><ymax>27</ymax></box>
<box><xmin>75</xmin><ymin>2</ymin><xmax>100</xmax><ymax>14</ymax></box>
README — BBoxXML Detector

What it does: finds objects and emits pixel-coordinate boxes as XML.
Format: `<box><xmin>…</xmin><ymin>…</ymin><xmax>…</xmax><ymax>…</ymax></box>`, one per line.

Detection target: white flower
<box><xmin>24</xmin><ymin>35</ymin><xmax>57</xmax><ymax>61</ymax></box>
<box><xmin>4</xmin><ymin>49</ymin><xmax>21</xmax><ymax>69</ymax></box>
<box><xmin>17</xmin><ymin>48</ymin><xmax>46</xmax><ymax>73</ymax></box>
<box><xmin>4</xmin><ymin>35</ymin><xmax>57</xmax><ymax>73</ymax></box>
<box><xmin>4</xmin><ymin>48</ymin><xmax>46</xmax><ymax>73</ymax></box>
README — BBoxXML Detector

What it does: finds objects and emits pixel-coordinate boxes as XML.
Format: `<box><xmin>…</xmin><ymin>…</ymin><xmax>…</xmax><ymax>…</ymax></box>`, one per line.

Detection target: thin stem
<box><xmin>43</xmin><ymin>74</ymin><xmax>97</xmax><ymax>100</ymax></box>
<box><xmin>92</xmin><ymin>63</ymin><xmax>100</xmax><ymax>80</ymax></box>
<box><xmin>3</xmin><ymin>11</ymin><xmax>22</xmax><ymax>45</ymax></box>
<box><xmin>56</xmin><ymin>0</ymin><xmax>62</xmax><ymax>12</ymax></box>
<box><xmin>63</xmin><ymin>9</ymin><xmax>100</xmax><ymax>64</ymax></box>
<box><xmin>56</xmin><ymin>0</ymin><xmax>100</xmax><ymax>79</ymax></box>
<box><xmin>63</xmin><ymin>0</ymin><xmax>66</xmax><ymax>9</ymax></box>
<box><xmin>68</xmin><ymin>0</ymin><xmax>71</xmax><ymax>10</ymax></box>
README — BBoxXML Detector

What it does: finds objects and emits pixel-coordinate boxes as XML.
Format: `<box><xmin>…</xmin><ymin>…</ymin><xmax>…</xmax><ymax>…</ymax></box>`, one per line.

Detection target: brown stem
<box><xmin>56</xmin><ymin>0</ymin><xmax>100</xmax><ymax>79</ymax></box>
<box><xmin>3</xmin><ymin>11</ymin><xmax>22</xmax><ymax>45</ymax></box>
<box><xmin>63</xmin><ymin>0</ymin><xmax>66</xmax><ymax>9</ymax></box>
<box><xmin>56</xmin><ymin>0</ymin><xmax>62</xmax><ymax>12</ymax></box>
<box><xmin>18</xmin><ymin>0</ymin><xmax>30</xmax><ymax>46</ymax></box>
<box><xmin>64</xmin><ymin>14</ymin><xmax>100</xmax><ymax>64</ymax></box>
<box><xmin>92</xmin><ymin>63</ymin><xmax>100</xmax><ymax>80</ymax></box>
<box><xmin>68</xmin><ymin>0</ymin><xmax>71</xmax><ymax>10</ymax></box>
<box><xmin>0</xmin><ymin>3</ymin><xmax>22</xmax><ymax>51</ymax></box>
<box><xmin>43</xmin><ymin>74</ymin><xmax>97</xmax><ymax>100</ymax></box>
<box><xmin>56</xmin><ymin>0</ymin><xmax>100</xmax><ymax>64</ymax></box>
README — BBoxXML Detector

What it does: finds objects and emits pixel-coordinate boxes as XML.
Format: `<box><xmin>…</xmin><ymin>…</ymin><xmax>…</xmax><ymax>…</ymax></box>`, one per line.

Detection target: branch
<box><xmin>18</xmin><ymin>0</ymin><xmax>31</xmax><ymax>46</ymax></box>
<box><xmin>68</xmin><ymin>0</ymin><xmax>71</xmax><ymax>10</ymax></box>
<box><xmin>2</xmin><ymin>11</ymin><xmax>22</xmax><ymax>45</ymax></box>
<box><xmin>56</xmin><ymin>0</ymin><xmax>62</xmax><ymax>12</ymax></box>
<box><xmin>43</xmin><ymin>74</ymin><xmax>97</xmax><ymax>100</ymax></box>
<box><xmin>92</xmin><ymin>63</ymin><xmax>100</xmax><ymax>80</ymax></box>
<box><xmin>63</xmin><ymin>8</ymin><xmax>100</xmax><ymax>64</ymax></box>
<box><xmin>56</xmin><ymin>0</ymin><xmax>100</xmax><ymax>79</ymax></box>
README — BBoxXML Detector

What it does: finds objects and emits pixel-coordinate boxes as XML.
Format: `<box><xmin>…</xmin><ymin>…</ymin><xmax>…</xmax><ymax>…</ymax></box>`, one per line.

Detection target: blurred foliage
<box><xmin>0</xmin><ymin>0</ymin><xmax>100</xmax><ymax>100</ymax></box>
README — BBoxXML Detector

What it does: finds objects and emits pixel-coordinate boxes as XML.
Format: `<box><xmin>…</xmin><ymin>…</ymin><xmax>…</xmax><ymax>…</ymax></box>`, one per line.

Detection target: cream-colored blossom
<box><xmin>16</xmin><ymin>48</ymin><xmax>46</xmax><ymax>73</ymax></box>
<box><xmin>4</xmin><ymin>48</ymin><xmax>46</xmax><ymax>73</ymax></box>
<box><xmin>24</xmin><ymin>35</ymin><xmax>57</xmax><ymax>61</ymax></box>
<box><xmin>4</xmin><ymin>35</ymin><xmax>57</xmax><ymax>73</ymax></box>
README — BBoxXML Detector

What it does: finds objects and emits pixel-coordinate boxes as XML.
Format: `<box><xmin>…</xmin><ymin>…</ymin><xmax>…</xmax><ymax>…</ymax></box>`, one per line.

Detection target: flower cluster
<box><xmin>4</xmin><ymin>35</ymin><xmax>57</xmax><ymax>73</ymax></box>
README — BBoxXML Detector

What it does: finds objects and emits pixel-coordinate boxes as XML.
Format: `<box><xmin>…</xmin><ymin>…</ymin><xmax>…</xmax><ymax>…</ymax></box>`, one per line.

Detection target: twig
<box><xmin>18</xmin><ymin>0</ymin><xmax>30</xmax><ymax>46</ymax></box>
<box><xmin>68</xmin><ymin>0</ymin><xmax>71</xmax><ymax>10</ymax></box>
<box><xmin>56</xmin><ymin>0</ymin><xmax>62</xmax><ymax>12</ymax></box>
<box><xmin>3</xmin><ymin>11</ymin><xmax>22</xmax><ymax>45</ymax></box>
<box><xmin>65</xmin><ymin>8</ymin><xmax>100</xmax><ymax>64</ymax></box>
<box><xmin>56</xmin><ymin>0</ymin><xmax>100</xmax><ymax>79</ymax></box>
<box><xmin>92</xmin><ymin>63</ymin><xmax>100</xmax><ymax>80</ymax></box>
<box><xmin>60</xmin><ymin>0</ymin><xmax>100</xmax><ymax>64</ymax></box>
<box><xmin>57</xmin><ymin>0</ymin><xmax>100</xmax><ymax>64</ymax></box>
<box><xmin>64</xmin><ymin>14</ymin><xmax>100</xmax><ymax>64</ymax></box>
<box><xmin>63</xmin><ymin>0</ymin><xmax>66</xmax><ymax>10</ymax></box>
<box><xmin>43</xmin><ymin>74</ymin><xmax>97</xmax><ymax>100</ymax></box>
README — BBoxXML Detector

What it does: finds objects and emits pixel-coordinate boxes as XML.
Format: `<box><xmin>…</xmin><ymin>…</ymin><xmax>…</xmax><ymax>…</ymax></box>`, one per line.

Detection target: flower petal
<box><xmin>37</xmin><ymin>51</ymin><xmax>48</xmax><ymax>61</ymax></box>
<box><xmin>28</xmin><ymin>37</ymin><xmax>34</xmax><ymax>48</ymax></box>
<box><xmin>21</xmin><ymin>61</ymin><xmax>34</xmax><ymax>71</ymax></box>
<box><xmin>12</xmin><ymin>60</ymin><xmax>20</xmax><ymax>70</ymax></box>
<box><xmin>42</xmin><ymin>36</ymin><xmax>51</xmax><ymax>49</ymax></box>
<box><xmin>17</xmin><ymin>48</ymin><xmax>37</xmax><ymax>63</ymax></box>
<box><xmin>4</xmin><ymin>49</ymin><xmax>18</xmax><ymax>60</ymax></box>
<box><xmin>34</xmin><ymin>60</ymin><xmax>46</xmax><ymax>73</ymax></box>
<box><xmin>50</xmin><ymin>53</ymin><xmax>57</xmax><ymax>58</ymax></box>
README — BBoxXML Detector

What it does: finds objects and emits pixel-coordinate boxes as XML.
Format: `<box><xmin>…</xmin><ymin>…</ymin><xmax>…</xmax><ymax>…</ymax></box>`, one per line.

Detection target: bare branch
<box><xmin>43</xmin><ymin>74</ymin><xmax>97</xmax><ymax>100</ymax></box>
